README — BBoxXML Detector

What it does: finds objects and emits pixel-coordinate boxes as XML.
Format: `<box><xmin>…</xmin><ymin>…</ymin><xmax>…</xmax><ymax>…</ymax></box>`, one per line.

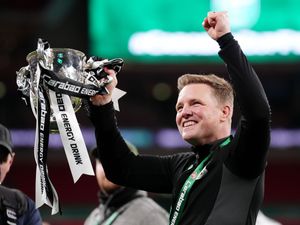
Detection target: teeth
<box><xmin>183</xmin><ymin>121</ymin><xmax>195</xmax><ymax>127</ymax></box>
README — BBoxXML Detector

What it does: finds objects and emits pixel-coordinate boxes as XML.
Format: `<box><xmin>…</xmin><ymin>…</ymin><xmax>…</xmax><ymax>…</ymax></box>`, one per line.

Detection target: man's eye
<box><xmin>176</xmin><ymin>106</ymin><xmax>182</xmax><ymax>112</ymax></box>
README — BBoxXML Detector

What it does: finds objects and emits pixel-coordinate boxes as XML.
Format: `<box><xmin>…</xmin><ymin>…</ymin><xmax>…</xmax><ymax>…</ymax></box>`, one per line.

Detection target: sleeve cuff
<box><xmin>217</xmin><ymin>32</ymin><xmax>234</xmax><ymax>49</ymax></box>
<box><xmin>89</xmin><ymin>101</ymin><xmax>115</xmax><ymax>121</ymax></box>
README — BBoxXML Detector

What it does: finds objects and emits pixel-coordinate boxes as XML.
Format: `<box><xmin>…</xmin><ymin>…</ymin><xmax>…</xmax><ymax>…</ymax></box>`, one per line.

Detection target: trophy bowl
<box><xmin>15</xmin><ymin>39</ymin><xmax>125</xmax><ymax>215</ymax></box>
<box><xmin>25</xmin><ymin>48</ymin><xmax>87</xmax><ymax>133</ymax></box>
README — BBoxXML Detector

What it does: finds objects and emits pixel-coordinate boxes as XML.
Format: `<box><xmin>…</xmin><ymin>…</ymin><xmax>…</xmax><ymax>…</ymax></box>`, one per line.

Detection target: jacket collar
<box><xmin>191</xmin><ymin>136</ymin><xmax>232</xmax><ymax>162</ymax></box>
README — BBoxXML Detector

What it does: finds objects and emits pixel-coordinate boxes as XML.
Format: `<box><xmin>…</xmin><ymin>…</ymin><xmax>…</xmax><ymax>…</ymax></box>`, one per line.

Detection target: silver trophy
<box><xmin>16</xmin><ymin>38</ymin><xmax>123</xmax><ymax>132</ymax></box>
<box><xmin>15</xmin><ymin>38</ymin><xmax>124</xmax><ymax>215</ymax></box>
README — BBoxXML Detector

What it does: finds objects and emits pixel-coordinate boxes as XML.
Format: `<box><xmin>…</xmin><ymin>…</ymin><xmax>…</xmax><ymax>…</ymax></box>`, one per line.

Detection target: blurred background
<box><xmin>0</xmin><ymin>0</ymin><xmax>300</xmax><ymax>224</ymax></box>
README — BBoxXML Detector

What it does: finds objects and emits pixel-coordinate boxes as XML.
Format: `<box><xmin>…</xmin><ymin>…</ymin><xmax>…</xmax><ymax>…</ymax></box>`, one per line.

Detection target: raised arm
<box><xmin>203</xmin><ymin>11</ymin><xmax>271</xmax><ymax>178</ymax></box>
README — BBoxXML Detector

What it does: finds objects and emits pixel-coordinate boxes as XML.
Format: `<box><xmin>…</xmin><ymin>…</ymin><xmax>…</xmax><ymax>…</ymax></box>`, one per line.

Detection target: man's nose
<box><xmin>181</xmin><ymin>106</ymin><xmax>193</xmax><ymax>117</ymax></box>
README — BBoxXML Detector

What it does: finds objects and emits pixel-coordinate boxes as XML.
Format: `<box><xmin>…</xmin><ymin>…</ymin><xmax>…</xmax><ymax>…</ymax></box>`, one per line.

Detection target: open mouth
<box><xmin>183</xmin><ymin>121</ymin><xmax>197</xmax><ymax>128</ymax></box>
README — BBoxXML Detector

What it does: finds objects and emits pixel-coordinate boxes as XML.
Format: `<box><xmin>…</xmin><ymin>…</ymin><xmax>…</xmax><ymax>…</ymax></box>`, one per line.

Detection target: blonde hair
<box><xmin>177</xmin><ymin>74</ymin><xmax>234</xmax><ymax>107</ymax></box>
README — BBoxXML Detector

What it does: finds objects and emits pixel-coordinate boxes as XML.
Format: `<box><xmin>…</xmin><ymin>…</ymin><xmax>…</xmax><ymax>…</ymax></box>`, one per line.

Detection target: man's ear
<box><xmin>220</xmin><ymin>105</ymin><xmax>231</xmax><ymax>122</ymax></box>
<box><xmin>7</xmin><ymin>152</ymin><xmax>15</xmax><ymax>169</ymax></box>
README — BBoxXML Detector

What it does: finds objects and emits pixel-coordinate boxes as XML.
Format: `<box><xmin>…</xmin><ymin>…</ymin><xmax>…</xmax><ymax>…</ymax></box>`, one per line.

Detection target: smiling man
<box><xmin>175</xmin><ymin>75</ymin><xmax>233</xmax><ymax>146</ymax></box>
<box><xmin>88</xmin><ymin>11</ymin><xmax>271</xmax><ymax>225</ymax></box>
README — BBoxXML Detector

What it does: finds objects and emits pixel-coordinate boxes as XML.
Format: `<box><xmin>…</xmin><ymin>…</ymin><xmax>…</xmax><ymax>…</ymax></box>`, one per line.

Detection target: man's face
<box><xmin>176</xmin><ymin>83</ymin><xmax>224</xmax><ymax>146</ymax></box>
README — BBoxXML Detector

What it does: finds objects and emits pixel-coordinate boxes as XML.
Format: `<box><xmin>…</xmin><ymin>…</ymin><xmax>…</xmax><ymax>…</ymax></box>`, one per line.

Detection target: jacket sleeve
<box><xmin>218</xmin><ymin>33</ymin><xmax>271</xmax><ymax>178</ymax></box>
<box><xmin>89</xmin><ymin>102</ymin><xmax>173</xmax><ymax>193</ymax></box>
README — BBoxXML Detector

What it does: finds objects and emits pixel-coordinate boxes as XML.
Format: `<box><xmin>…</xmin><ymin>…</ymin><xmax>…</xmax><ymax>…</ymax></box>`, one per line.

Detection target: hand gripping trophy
<box><xmin>16</xmin><ymin>39</ymin><xmax>126</xmax><ymax>214</ymax></box>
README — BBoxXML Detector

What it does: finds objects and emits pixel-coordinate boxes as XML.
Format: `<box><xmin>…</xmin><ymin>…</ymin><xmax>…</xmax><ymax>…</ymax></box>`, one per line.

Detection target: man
<box><xmin>84</xmin><ymin>142</ymin><xmax>169</xmax><ymax>225</ymax></box>
<box><xmin>0</xmin><ymin>123</ymin><xmax>42</xmax><ymax>225</ymax></box>
<box><xmin>89</xmin><ymin>11</ymin><xmax>271</xmax><ymax>225</ymax></box>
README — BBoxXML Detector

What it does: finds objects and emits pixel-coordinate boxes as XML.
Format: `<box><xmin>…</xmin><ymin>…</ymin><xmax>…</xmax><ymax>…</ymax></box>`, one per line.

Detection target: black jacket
<box><xmin>89</xmin><ymin>33</ymin><xmax>271</xmax><ymax>225</ymax></box>
<box><xmin>0</xmin><ymin>185</ymin><xmax>42</xmax><ymax>225</ymax></box>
